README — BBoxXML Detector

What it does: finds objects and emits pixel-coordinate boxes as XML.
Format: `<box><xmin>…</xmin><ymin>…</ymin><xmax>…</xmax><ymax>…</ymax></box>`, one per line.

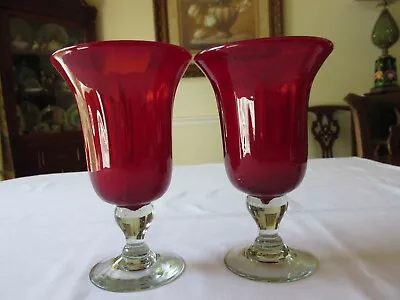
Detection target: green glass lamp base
<box><xmin>373</xmin><ymin>55</ymin><xmax>398</xmax><ymax>90</ymax></box>
<box><xmin>371</xmin><ymin>55</ymin><xmax>400</xmax><ymax>94</ymax></box>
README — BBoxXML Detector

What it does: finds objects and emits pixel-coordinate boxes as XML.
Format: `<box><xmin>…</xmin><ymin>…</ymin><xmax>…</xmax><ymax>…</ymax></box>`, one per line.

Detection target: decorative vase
<box><xmin>51</xmin><ymin>41</ymin><xmax>191</xmax><ymax>292</ymax></box>
<box><xmin>188</xmin><ymin>0</ymin><xmax>252</xmax><ymax>42</ymax></box>
<box><xmin>194</xmin><ymin>36</ymin><xmax>333</xmax><ymax>282</ymax></box>
<box><xmin>208</xmin><ymin>4</ymin><xmax>239</xmax><ymax>38</ymax></box>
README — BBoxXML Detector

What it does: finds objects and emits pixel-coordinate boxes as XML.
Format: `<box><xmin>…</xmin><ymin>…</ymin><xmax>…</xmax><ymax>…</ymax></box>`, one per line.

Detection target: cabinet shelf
<box><xmin>1</xmin><ymin>0</ymin><xmax>97</xmax><ymax>177</ymax></box>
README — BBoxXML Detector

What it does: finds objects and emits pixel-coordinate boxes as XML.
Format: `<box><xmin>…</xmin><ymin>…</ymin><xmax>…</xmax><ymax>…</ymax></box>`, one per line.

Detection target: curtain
<box><xmin>0</xmin><ymin>78</ymin><xmax>15</xmax><ymax>180</ymax></box>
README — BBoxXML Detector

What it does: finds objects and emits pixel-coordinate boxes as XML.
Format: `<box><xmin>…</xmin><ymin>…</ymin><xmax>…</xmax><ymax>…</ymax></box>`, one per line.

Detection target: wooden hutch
<box><xmin>0</xmin><ymin>0</ymin><xmax>96</xmax><ymax>177</ymax></box>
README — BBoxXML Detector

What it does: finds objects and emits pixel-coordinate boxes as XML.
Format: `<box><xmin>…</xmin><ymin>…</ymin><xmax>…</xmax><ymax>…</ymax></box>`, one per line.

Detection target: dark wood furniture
<box><xmin>387</xmin><ymin>125</ymin><xmax>400</xmax><ymax>163</ymax></box>
<box><xmin>0</xmin><ymin>0</ymin><xmax>96</xmax><ymax>177</ymax></box>
<box><xmin>308</xmin><ymin>105</ymin><xmax>353</xmax><ymax>158</ymax></box>
<box><xmin>344</xmin><ymin>92</ymin><xmax>400</xmax><ymax>165</ymax></box>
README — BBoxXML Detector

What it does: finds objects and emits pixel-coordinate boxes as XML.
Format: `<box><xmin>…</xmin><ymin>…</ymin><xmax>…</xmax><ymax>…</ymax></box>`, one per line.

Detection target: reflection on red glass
<box><xmin>194</xmin><ymin>37</ymin><xmax>333</xmax><ymax>203</ymax></box>
<box><xmin>51</xmin><ymin>41</ymin><xmax>191</xmax><ymax>209</ymax></box>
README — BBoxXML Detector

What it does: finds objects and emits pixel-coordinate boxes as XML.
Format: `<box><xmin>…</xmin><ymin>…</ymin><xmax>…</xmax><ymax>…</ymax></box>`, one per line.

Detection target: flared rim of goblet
<box><xmin>194</xmin><ymin>35</ymin><xmax>333</xmax><ymax>60</ymax></box>
<box><xmin>51</xmin><ymin>40</ymin><xmax>192</xmax><ymax>60</ymax></box>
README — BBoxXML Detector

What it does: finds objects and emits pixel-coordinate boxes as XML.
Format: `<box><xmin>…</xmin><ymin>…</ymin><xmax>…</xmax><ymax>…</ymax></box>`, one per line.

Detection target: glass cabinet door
<box><xmin>9</xmin><ymin>16</ymin><xmax>85</xmax><ymax>135</ymax></box>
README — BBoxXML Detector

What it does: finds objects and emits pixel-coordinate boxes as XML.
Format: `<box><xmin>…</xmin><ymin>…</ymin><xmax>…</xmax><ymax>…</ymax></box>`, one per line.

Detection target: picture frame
<box><xmin>153</xmin><ymin>0</ymin><xmax>284</xmax><ymax>78</ymax></box>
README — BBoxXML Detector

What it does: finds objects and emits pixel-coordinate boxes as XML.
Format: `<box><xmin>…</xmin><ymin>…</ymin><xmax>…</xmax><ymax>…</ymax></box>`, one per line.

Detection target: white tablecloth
<box><xmin>1</xmin><ymin>157</ymin><xmax>400</xmax><ymax>300</ymax></box>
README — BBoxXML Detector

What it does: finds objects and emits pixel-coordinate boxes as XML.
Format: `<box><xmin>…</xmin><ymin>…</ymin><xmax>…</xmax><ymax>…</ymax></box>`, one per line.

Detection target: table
<box><xmin>1</xmin><ymin>157</ymin><xmax>400</xmax><ymax>300</ymax></box>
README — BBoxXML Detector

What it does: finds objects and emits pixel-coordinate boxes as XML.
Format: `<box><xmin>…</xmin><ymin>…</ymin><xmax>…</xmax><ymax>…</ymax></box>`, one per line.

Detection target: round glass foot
<box><xmin>224</xmin><ymin>246</ymin><xmax>318</xmax><ymax>283</ymax></box>
<box><xmin>89</xmin><ymin>253</ymin><xmax>185</xmax><ymax>292</ymax></box>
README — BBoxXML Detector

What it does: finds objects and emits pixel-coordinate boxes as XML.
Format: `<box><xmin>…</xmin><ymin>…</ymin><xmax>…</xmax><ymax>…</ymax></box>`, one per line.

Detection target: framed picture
<box><xmin>153</xmin><ymin>0</ymin><xmax>284</xmax><ymax>77</ymax></box>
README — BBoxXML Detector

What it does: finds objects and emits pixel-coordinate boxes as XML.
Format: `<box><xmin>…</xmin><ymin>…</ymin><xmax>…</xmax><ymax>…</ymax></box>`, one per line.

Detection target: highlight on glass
<box><xmin>51</xmin><ymin>40</ymin><xmax>191</xmax><ymax>292</ymax></box>
<box><xmin>195</xmin><ymin>36</ymin><xmax>333</xmax><ymax>283</ymax></box>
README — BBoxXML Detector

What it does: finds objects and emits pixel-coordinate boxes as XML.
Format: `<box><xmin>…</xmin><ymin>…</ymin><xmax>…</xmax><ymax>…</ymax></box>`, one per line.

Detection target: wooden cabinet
<box><xmin>0</xmin><ymin>0</ymin><xmax>96</xmax><ymax>177</ymax></box>
<box><xmin>345</xmin><ymin>91</ymin><xmax>400</xmax><ymax>165</ymax></box>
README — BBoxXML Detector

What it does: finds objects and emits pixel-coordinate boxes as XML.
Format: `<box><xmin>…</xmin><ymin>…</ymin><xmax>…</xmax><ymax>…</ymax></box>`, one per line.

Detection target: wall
<box><xmin>86</xmin><ymin>0</ymin><xmax>400</xmax><ymax>164</ymax></box>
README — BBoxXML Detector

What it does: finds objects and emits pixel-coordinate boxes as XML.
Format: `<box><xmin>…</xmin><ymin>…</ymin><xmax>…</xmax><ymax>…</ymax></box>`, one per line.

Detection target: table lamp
<box><xmin>358</xmin><ymin>0</ymin><xmax>400</xmax><ymax>93</ymax></box>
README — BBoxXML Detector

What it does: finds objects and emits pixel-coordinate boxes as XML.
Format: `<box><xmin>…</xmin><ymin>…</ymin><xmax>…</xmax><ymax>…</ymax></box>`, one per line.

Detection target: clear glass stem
<box><xmin>245</xmin><ymin>195</ymin><xmax>289</xmax><ymax>263</ymax></box>
<box><xmin>113</xmin><ymin>204</ymin><xmax>157</xmax><ymax>271</ymax></box>
<box><xmin>224</xmin><ymin>195</ymin><xmax>317</xmax><ymax>282</ymax></box>
<box><xmin>89</xmin><ymin>203</ymin><xmax>185</xmax><ymax>292</ymax></box>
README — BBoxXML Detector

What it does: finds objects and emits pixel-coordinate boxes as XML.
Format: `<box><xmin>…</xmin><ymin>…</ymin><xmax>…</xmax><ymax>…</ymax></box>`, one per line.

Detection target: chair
<box><xmin>344</xmin><ymin>92</ymin><xmax>400</xmax><ymax>163</ymax></box>
<box><xmin>308</xmin><ymin>105</ymin><xmax>353</xmax><ymax>158</ymax></box>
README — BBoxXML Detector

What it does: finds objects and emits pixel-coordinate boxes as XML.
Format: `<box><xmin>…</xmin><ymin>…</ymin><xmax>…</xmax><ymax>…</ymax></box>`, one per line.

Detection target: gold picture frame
<box><xmin>153</xmin><ymin>0</ymin><xmax>284</xmax><ymax>77</ymax></box>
